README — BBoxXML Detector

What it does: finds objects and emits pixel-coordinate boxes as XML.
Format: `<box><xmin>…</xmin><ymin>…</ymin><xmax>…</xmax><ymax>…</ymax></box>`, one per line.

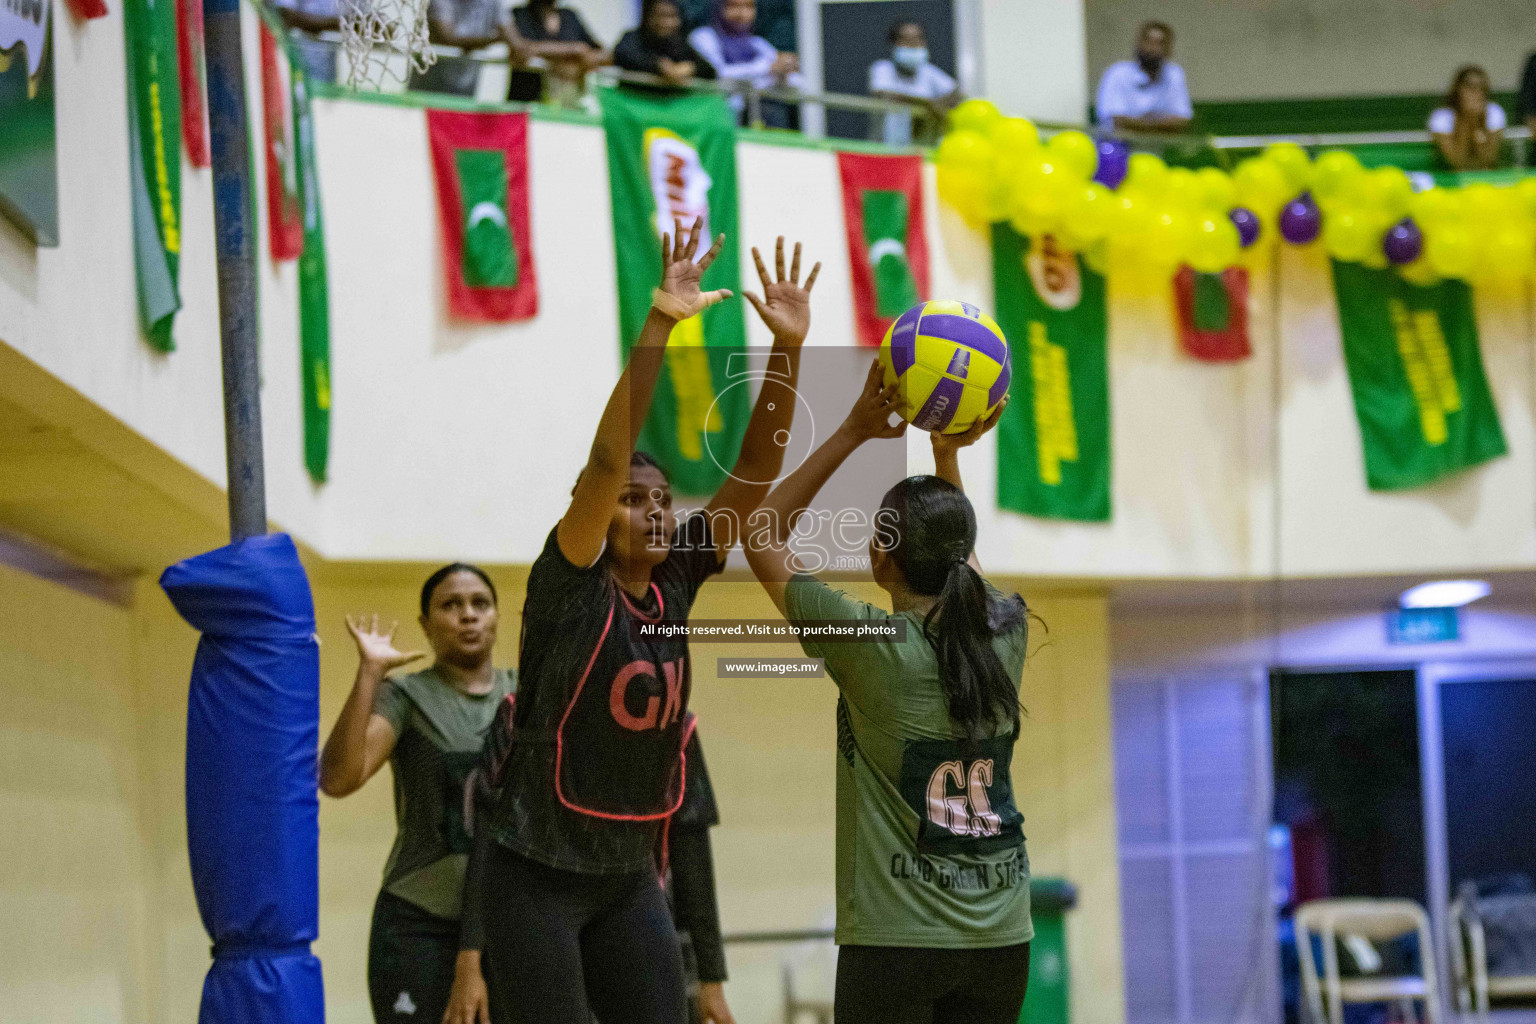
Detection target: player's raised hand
<box><xmin>658</xmin><ymin>217</ymin><xmax>732</xmax><ymax>318</ymax></box>
<box><xmin>744</xmin><ymin>236</ymin><xmax>822</xmax><ymax>346</ymax></box>
<box><xmin>931</xmin><ymin>397</ymin><xmax>1008</xmax><ymax>455</ymax></box>
<box><xmin>345</xmin><ymin>614</ymin><xmax>425</xmax><ymax>675</ymax></box>
<box><xmin>839</xmin><ymin>357</ymin><xmax>908</xmax><ymax>443</ymax></box>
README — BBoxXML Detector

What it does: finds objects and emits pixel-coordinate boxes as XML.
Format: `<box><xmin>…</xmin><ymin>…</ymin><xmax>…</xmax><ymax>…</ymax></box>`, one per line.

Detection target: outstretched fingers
<box><xmin>775</xmin><ymin>235</ymin><xmax>786</xmax><ymax>281</ymax></box>
<box><xmin>744</xmin><ymin>291</ymin><xmax>768</xmax><ymax>319</ymax></box>
<box><xmin>789</xmin><ymin>241</ymin><xmax>802</xmax><ymax>284</ymax></box>
<box><xmin>752</xmin><ymin>246</ymin><xmax>773</xmax><ymax>292</ymax></box>
<box><xmin>803</xmin><ymin>261</ymin><xmax>822</xmax><ymax>293</ymax></box>
<box><xmin>700</xmin><ymin>288</ymin><xmax>734</xmax><ymax>308</ymax></box>
<box><xmin>697</xmin><ymin>233</ymin><xmax>727</xmax><ymax>273</ymax></box>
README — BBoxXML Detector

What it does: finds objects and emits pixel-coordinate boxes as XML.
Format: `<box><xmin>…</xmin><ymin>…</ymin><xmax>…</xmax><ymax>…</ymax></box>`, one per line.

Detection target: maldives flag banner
<box><xmin>124</xmin><ymin>0</ymin><xmax>182</xmax><ymax>351</ymax></box>
<box><xmin>1173</xmin><ymin>265</ymin><xmax>1250</xmax><ymax>362</ymax></box>
<box><xmin>292</xmin><ymin>65</ymin><xmax>331</xmax><ymax>482</ymax></box>
<box><xmin>425</xmin><ymin>109</ymin><xmax>539</xmax><ymax>322</ymax></box>
<box><xmin>1330</xmin><ymin>259</ymin><xmax>1506</xmax><ymax>491</ymax></box>
<box><xmin>600</xmin><ymin>87</ymin><xmax>749</xmax><ymax>496</ymax></box>
<box><xmin>260</xmin><ymin>25</ymin><xmax>303</xmax><ymax>261</ymax></box>
<box><xmin>66</xmin><ymin>0</ymin><xmax>108</xmax><ymax>20</ymax></box>
<box><xmin>175</xmin><ymin>0</ymin><xmax>208</xmax><ymax>166</ymax></box>
<box><xmin>992</xmin><ymin>224</ymin><xmax>1111</xmax><ymax>522</ymax></box>
<box><xmin>837</xmin><ymin>152</ymin><xmax>929</xmax><ymax>347</ymax></box>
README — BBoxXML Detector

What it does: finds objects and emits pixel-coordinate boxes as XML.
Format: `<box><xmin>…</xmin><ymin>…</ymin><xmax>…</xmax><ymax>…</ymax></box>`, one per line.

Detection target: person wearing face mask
<box><xmin>1094</xmin><ymin>20</ymin><xmax>1192</xmax><ymax>134</ymax></box>
<box><xmin>869</xmin><ymin>20</ymin><xmax>960</xmax><ymax>147</ymax></box>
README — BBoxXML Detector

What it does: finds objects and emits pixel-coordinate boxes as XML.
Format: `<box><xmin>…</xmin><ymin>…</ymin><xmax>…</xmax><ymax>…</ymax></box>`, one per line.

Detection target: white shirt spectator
<box><xmin>688</xmin><ymin>26</ymin><xmax>805</xmax><ymax>115</ymax></box>
<box><xmin>1095</xmin><ymin>59</ymin><xmax>1193</xmax><ymax>127</ymax></box>
<box><xmin>869</xmin><ymin>58</ymin><xmax>956</xmax><ymax>146</ymax></box>
<box><xmin>1427</xmin><ymin>103</ymin><xmax>1507</xmax><ymax>134</ymax></box>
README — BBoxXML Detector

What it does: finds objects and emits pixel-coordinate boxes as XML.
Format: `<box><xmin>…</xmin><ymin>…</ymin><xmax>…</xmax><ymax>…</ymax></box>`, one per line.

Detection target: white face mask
<box><xmin>892</xmin><ymin>46</ymin><xmax>928</xmax><ymax>72</ymax></box>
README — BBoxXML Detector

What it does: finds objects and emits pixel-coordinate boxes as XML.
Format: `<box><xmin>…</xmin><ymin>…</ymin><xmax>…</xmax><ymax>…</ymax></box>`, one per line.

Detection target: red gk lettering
<box><xmin>609</xmin><ymin>658</ymin><xmax>686</xmax><ymax>732</ymax></box>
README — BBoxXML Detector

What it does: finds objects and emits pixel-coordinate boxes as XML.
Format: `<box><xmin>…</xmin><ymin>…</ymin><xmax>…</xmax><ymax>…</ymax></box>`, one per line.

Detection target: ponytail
<box><xmin>878</xmin><ymin>476</ymin><xmax>1025</xmax><ymax>737</ymax></box>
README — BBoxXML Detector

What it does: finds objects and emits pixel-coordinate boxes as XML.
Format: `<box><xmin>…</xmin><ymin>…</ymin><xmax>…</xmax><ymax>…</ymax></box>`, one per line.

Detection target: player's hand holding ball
<box><xmin>839</xmin><ymin>358</ymin><xmax>909</xmax><ymax>443</ymax></box>
<box><xmin>877</xmin><ymin>299</ymin><xmax>1011</xmax><ymax>435</ymax></box>
<box><xmin>653</xmin><ymin>217</ymin><xmax>732</xmax><ymax>321</ymax></box>
<box><xmin>744</xmin><ymin>235</ymin><xmax>822</xmax><ymax>346</ymax></box>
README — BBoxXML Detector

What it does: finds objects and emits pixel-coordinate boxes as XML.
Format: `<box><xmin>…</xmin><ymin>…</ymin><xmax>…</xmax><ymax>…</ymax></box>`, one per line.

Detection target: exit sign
<box><xmin>1387</xmin><ymin>606</ymin><xmax>1460</xmax><ymax>645</ymax></box>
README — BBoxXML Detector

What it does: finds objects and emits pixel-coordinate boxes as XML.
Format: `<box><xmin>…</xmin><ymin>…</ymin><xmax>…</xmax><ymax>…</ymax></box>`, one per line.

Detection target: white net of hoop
<box><xmin>338</xmin><ymin>0</ymin><xmax>437</xmax><ymax>90</ymax></box>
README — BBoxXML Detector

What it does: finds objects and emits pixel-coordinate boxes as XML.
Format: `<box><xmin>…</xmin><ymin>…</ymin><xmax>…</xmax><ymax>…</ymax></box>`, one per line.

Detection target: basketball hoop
<box><xmin>338</xmin><ymin>0</ymin><xmax>437</xmax><ymax>90</ymax></box>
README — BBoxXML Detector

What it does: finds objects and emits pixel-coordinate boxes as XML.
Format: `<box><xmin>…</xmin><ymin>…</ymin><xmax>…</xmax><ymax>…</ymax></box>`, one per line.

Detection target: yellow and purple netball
<box><xmin>878</xmin><ymin>300</ymin><xmax>1011</xmax><ymax>435</ymax></box>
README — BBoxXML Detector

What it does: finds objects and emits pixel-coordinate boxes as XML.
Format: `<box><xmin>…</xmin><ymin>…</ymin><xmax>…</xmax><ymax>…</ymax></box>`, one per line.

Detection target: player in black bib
<box><xmin>451</xmin><ymin>219</ymin><xmax>821</xmax><ymax>1024</ymax></box>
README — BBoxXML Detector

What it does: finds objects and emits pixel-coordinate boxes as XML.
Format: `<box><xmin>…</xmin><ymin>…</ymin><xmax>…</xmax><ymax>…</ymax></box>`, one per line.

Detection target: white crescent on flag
<box><xmin>868</xmin><ymin>238</ymin><xmax>907</xmax><ymax>266</ymax></box>
<box><xmin>467</xmin><ymin>201</ymin><xmax>508</xmax><ymax>231</ymax></box>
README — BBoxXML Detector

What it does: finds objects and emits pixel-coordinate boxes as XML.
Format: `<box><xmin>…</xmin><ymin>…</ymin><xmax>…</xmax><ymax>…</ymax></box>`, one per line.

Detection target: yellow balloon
<box><xmin>1311</xmin><ymin>150</ymin><xmax>1365</xmax><ymax>208</ymax></box>
<box><xmin>990</xmin><ymin>117</ymin><xmax>1040</xmax><ymax>160</ymax></box>
<box><xmin>1125</xmin><ymin>153</ymin><xmax>1169</xmax><ymax>195</ymax></box>
<box><xmin>1263</xmin><ymin>142</ymin><xmax>1313</xmax><ymax>193</ymax></box>
<box><xmin>949</xmin><ymin>99</ymin><xmax>1001</xmax><ymax>136</ymax></box>
<box><xmin>1045</xmin><ymin>130</ymin><xmax>1098</xmax><ymax>180</ymax></box>
<box><xmin>937</xmin><ymin>131</ymin><xmax>995</xmax><ymax>175</ymax></box>
<box><xmin>1060</xmin><ymin>183</ymin><xmax>1116</xmax><ymax>249</ymax></box>
<box><xmin>1008</xmin><ymin>160</ymin><xmax>1075</xmax><ymax>237</ymax></box>
<box><xmin>1516</xmin><ymin>178</ymin><xmax>1536</xmax><ymax>219</ymax></box>
<box><xmin>1461</xmin><ymin>182</ymin><xmax>1505</xmax><ymax>224</ymax></box>
<box><xmin>1193</xmin><ymin>167</ymin><xmax>1237</xmax><ymax>213</ymax></box>
<box><xmin>1426</xmin><ymin>226</ymin><xmax>1475</xmax><ymax>279</ymax></box>
<box><xmin>1187</xmin><ymin>215</ymin><xmax>1241</xmax><ymax>273</ymax></box>
<box><xmin>937</xmin><ymin>166</ymin><xmax>992</xmax><ymax>226</ymax></box>
<box><xmin>1478</xmin><ymin>226</ymin><xmax>1536</xmax><ymax>281</ymax></box>
<box><xmin>1409</xmin><ymin>187</ymin><xmax>1460</xmax><ymax>229</ymax></box>
<box><xmin>1323</xmin><ymin>211</ymin><xmax>1378</xmax><ymax>263</ymax></box>
<box><xmin>1364</xmin><ymin>166</ymin><xmax>1413</xmax><ymax>220</ymax></box>
<box><xmin>1163</xmin><ymin>166</ymin><xmax>1199</xmax><ymax>212</ymax></box>
<box><xmin>1233</xmin><ymin>157</ymin><xmax>1293</xmax><ymax>216</ymax></box>
<box><xmin>1145</xmin><ymin>209</ymin><xmax>1197</xmax><ymax>268</ymax></box>
<box><xmin>1082</xmin><ymin>241</ymin><xmax>1111</xmax><ymax>276</ymax></box>
<box><xmin>1398</xmin><ymin>258</ymin><xmax>1440</xmax><ymax>288</ymax></box>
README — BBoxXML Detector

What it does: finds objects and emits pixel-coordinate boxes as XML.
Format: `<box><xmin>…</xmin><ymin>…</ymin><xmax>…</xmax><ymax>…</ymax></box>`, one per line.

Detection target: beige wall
<box><xmin>0</xmin><ymin>552</ymin><xmax>1121</xmax><ymax>1024</ymax></box>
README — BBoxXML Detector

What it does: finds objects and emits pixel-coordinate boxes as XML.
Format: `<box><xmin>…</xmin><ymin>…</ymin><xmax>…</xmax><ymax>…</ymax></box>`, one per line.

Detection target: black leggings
<box><xmin>834</xmin><ymin>942</ymin><xmax>1032</xmax><ymax>1024</ymax></box>
<box><xmin>480</xmin><ymin>843</ymin><xmax>687</xmax><ymax>1024</ymax></box>
<box><xmin>368</xmin><ymin>890</ymin><xmax>460</xmax><ymax>1023</ymax></box>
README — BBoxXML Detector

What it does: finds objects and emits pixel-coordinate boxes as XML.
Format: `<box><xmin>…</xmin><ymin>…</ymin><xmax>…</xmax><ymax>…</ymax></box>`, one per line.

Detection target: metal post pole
<box><xmin>203</xmin><ymin>0</ymin><xmax>267</xmax><ymax>541</ymax></box>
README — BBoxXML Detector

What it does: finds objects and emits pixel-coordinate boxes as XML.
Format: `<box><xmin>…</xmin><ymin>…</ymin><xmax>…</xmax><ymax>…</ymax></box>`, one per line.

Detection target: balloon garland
<box><xmin>935</xmin><ymin>99</ymin><xmax>1536</xmax><ymax>284</ymax></box>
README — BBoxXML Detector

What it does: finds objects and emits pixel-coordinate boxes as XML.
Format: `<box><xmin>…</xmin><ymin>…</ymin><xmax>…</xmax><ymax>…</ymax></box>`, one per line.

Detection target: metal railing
<box><xmin>284</xmin><ymin>27</ymin><xmax>1536</xmax><ymax>164</ymax></box>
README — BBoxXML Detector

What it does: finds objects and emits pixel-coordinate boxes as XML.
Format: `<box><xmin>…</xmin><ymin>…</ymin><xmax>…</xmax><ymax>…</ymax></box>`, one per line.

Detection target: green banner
<box><xmin>1331</xmin><ymin>260</ymin><xmax>1506</xmax><ymax>491</ymax></box>
<box><xmin>863</xmin><ymin>189</ymin><xmax>918</xmax><ymax>318</ymax></box>
<box><xmin>293</xmin><ymin>65</ymin><xmax>330</xmax><ymax>482</ymax></box>
<box><xmin>455</xmin><ymin>148</ymin><xmax>519</xmax><ymax>288</ymax></box>
<box><xmin>0</xmin><ymin>0</ymin><xmax>57</xmax><ymax>245</ymax></box>
<box><xmin>124</xmin><ymin>0</ymin><xmax>182</xmax><ymax>350</ymax></box>
<box><xmin>599</xmin><ymin>87</ymin><xmax>749</xmax><ymax>496</ymax></box>
<box><xmin>993</xmin><ymin>224</ymin><xmax>1111</xmax><ymax>522</ymax></box>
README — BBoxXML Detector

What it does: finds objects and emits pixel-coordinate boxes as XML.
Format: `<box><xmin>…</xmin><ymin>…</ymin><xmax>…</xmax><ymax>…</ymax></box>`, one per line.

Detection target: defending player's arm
<box><xmin>558</xmin><ymin>219</ymin><xmax>731</xmax><ymax>569</ymax></box>
<box><xmin>703</xmin><ymin>238</ymin><xmax>822</xmax><ymax>562</ymax></box>
<box><xmin>928</xmin><ymin>400</ymin><xmax>1006</xmax><ymax>573</ymax></box>
<box><xmin>318</xmin><ymin>615</ymin><xmax>423</xmax><ymax>797</ymax></box>
<box><xmin>444</xmin><ymin>694</ymin><xmax>517</xmax><ymax>1024</ymax></box>
<box><xmin>744</xmin><ymin>359</ymin><xmax>906</xmax><ymax>614</ymax></box>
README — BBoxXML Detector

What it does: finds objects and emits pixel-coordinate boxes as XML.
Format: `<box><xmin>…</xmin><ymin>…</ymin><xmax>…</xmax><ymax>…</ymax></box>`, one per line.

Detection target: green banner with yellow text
<box><xmin>600</xmin><ymin>87</ymin><xmax>749</xmax><ymax>496</ymax></box>
<box><xmin>293</xmin><ymin>64</ymin><xmax>330</xmax><ymax>482</ymax></box>
<box><xmin>993</xmin><ymin>224</ymin><xmax>1111</xmax><ymax>522</ymax></box>
<box><xmin>125</xmin><ymin>0</ymin><xmax>182</xmax><ymax>350</ymax></box>
<box><xmin>1331</xmin><ymin>260</ymin><xmax>1505</xmax><ymax>491</ymax></box>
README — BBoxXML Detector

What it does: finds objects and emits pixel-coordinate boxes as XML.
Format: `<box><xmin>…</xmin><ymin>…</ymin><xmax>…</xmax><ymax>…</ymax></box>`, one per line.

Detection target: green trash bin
<box><xmin>1019</xmin><ymin>878</ymin><xmax>1078</xmax><ymax>1024</ymax></box>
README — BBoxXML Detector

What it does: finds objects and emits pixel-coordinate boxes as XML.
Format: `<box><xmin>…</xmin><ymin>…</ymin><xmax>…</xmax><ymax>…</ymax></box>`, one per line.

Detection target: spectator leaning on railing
<box><xmin>408</xmin><ymin>0</ymin><xmax>515</xmax><ymax>97</ymax></box>
<box><xmin>1430</xmin><ymin>65</ymin><xmax>1506</xmax><ymax>171</ymax></box>
<box><xmin>615</xmin><ymin>0</ymin><xmax>719</xmax><ymax>88</ymax></box>
<box><xmin>273</xmin><ymin>0</ymin><xmax>341</xmax><ymax>84</ymax></box>
<box><xmin>1094</xmin><ymin>20</ymin><xmax>1192</xmax><ymax>134</ymax></box>
<box><xmin>688</xmin><ymin>0</ymin><xmax>803</xmax><ymax>127</ymax></box>
<box><xmin>869</xmin><ymin>19</ymin><xmax>960</xmax><ymax>147</ymax></box>
<box><xmin>506</xmin><ymin>0</ymin><xmax>609</xmax><ymax>105</ymax></box>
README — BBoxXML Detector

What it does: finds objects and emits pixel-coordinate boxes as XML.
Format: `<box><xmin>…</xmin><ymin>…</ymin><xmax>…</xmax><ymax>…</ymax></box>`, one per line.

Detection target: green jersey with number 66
<box><xmin>785</xmin><ymin>574</ymin><xmax>1033</xmax><ymax>949</ymax></box>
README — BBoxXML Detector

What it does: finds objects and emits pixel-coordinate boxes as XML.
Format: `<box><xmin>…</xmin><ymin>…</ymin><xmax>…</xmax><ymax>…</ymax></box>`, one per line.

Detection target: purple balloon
<box><xmin>1383</xmin><ymin>218</ymin><xmax>1424</xmax><ymax>265</ymax></box>
<box><xmin>1092</xmin><ymin>138</ymin><xmax>1130</xmax><ymax>189</ymax></box>
<box><xmin>1229</xmin><ymin>207</ymin><xmax>1261</xmax><ymax>248</ymax></box>
<box><xmin>1279</xmin><ymin>192</ymin><xmax>1321</xmax><ymax>245</ymax></box>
